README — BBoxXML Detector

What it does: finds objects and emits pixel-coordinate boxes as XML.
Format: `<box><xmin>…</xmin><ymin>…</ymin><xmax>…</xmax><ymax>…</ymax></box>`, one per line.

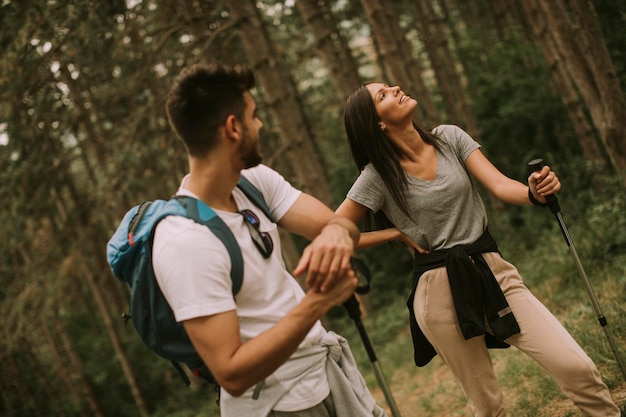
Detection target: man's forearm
<box><xmin>208</xmin><ymin>289</ymin><xmax>340</xmax><ymax>396</ymax></box>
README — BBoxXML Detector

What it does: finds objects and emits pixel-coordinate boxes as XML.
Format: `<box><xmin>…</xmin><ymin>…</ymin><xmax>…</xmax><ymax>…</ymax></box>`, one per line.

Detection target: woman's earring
<box><xmin>379</xmin><ymin>124</ymin><xmax>386</xmax><ymax>132</ymax></box>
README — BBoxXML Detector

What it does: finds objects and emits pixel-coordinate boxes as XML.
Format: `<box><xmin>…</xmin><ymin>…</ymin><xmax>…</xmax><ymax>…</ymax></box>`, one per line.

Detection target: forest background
<box><xmin>1</xmin><ymin>0</ymin><xmax>625</xmax><ymax>416</ymax></box>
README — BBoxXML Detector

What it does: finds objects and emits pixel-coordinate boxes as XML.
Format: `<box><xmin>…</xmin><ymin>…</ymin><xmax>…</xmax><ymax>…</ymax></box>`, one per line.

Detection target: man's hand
<box><xmin>302</xmin><ymin>266</ymin><xmax>359</xmax><ymax>311</ymax></box>
<box><xmin>293</xmin><ymin>217</ymin><xmax>358</xmax><ymax>292</ymax></box>
<box><xmin>277</xmin><ymin>193</ymin><xmax>359</xmax><ymax>292</ymax></box>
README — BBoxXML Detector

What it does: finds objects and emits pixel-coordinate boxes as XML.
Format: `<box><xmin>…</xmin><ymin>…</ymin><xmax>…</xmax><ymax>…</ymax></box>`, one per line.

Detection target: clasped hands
<box><xmin>292</xmin><ymin>220</ymin><xmax>358</xmax><ymax>304</ymax></box>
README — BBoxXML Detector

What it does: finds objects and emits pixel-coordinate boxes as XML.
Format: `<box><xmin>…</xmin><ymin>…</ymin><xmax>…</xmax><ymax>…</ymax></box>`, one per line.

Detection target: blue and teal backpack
<box><xmin>106</xmin><ymin>176</ymin><xmax>271</xmax><ymax>385</ymax></box>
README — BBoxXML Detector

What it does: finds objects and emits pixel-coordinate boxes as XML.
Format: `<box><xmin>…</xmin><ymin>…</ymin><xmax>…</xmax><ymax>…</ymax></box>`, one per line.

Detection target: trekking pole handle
<box><xmin>342</xmin><ymin>257</ymin><xmax>372</xmax><ymax>320</ymax></box>
<box><xmin>527</xmin><ymin>158</ymin><xmax>560</xmax><ymax>214</ymax></box>
<box><xmin>350</xmin><ymin>257</ymin><xmax>371</xmax><ymax>295</ymax></box>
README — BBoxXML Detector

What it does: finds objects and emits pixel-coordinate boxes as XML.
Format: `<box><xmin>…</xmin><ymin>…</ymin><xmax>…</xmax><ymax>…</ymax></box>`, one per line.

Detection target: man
<box><xmin>154</xmin><ymin>62</ymin><xmax>387</xmax><ymax>417</ymax></box>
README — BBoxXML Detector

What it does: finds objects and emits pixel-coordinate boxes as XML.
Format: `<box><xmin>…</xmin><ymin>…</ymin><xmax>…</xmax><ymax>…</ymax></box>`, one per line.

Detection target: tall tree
<box><xmin>534</xmin><ymin>0</ymin><xmax>626</xmax><ymax>184</ymax></box>
<box><xmin>359</xmin><ymin>0</ymin><xmax>439</xmax><ymax>125</ymax></box>
<box><xmin>224</xmin><ymin>0</ymin><xmax>335</xmax><ymax>207</ymax></box>
<box><xmin>519</xmin><ymin>0</ymin><xmax>604</xmax><ymax>163</ymax></box>
<box><xmin>54</xmin><ymin>316</ymin><xmax>106</xmax><ymax>417</ymax></box>
<box><xmin>296</xmin><ymin>0</ymin><xmax>362</xmax><ymax>101</ymax></box>
<box><xmin>413</xmin><ymin>0</ymin><xmax>478</xmax><ymax>136</ymax></box>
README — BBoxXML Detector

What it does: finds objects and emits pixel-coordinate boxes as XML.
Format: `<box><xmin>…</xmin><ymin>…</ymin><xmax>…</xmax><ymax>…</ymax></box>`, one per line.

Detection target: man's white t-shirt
<box><xmin>152</xmin><ymin>164</ymin><xmax>329</xmax><ymax>411</ymax></box>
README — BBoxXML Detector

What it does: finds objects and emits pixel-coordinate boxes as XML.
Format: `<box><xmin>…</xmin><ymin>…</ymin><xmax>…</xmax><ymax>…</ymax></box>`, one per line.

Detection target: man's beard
<box><xmin>241</xmin><ymin>127</ymin><xmax>263</xmax><ymax>169</ymax></box>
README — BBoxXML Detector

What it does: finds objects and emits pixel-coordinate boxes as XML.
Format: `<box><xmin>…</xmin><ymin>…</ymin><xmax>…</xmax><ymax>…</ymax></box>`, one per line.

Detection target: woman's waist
<box><xmin>413</xmin><ymin>228</ymin><xmax>498</xmax><ymax>272</ymax></box>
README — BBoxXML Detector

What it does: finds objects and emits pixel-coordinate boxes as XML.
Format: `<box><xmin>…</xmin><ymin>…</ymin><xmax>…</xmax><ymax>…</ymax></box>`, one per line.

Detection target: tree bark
<box><xmin>78</xmin><ymin>261</ymin><xmax>151</xmax><ymax>417</ymax></box>
<box><xmin>53</xmin><ymin>316</ymin><xmax>106</xmax><ymax>417</ymax></box>
<box><xmin>569</xmin><ymin>0</ymin><xmax>626</xmax><ymax>171</ymax></box>
<box><xmin>536</xmin><ymin>0</ymin><xmax>626</xmax><ymax>183</ymax></box>
<box><xmin>3</xmin><ymin>341</ymin><xmax>43</xmax><ymax>417</ymax></box>
<box><xmin>23</xmin><ymin>335</ymin><xmax>65</xmax><ymax>416</ymax></box>
<box><xmin>227</xmin><ymin>0</ymin><xmax>335</xmax><ymax>207</ymax></box>
<box><xmin>296</xmin><ymin>0</ymin><xmax>362</xmax><ymax>101</ymax></box>
<box><xmin>414</xmin><ymin>0</ymin><xmax>479</xmax><ymax>136</ymax></box>
<box><xmin>360</xmin><ymin>0</ymin><xmax>439</xmax><ymax>125</ymax></box>
<box><xmin>42</xmin><ymin>323</ymin><xmax>87</xmax><ymax>417</ymax></box>
<box><xmin>519</xmin><ymin>0</ymin><xmax>604</xmax><ymax>163</ymax></box>
<box><xmin>224</xmin><ymin>0</ymin><xmax>337</xmax><ymax>269</ymax></box>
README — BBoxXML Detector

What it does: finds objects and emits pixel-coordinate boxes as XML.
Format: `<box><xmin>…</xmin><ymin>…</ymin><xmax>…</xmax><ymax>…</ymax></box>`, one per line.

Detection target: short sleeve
<box><xmin>433</xmin><ymin>125</ymin><xmax>481</xmax><ymax>162</ymax></box>
<box><xmin>346</xmin><ymin>164</ymin><xmax>385</xmax><ymax>212</ymax></box>
<box><xmin>240</xmin><ymin>164</ymin><xmax>302</xmax><ymax>221</ymax></box>
<box><xmin>152</xmin><ymin>216</ymin><xmax>237</xmax><ymax>322</ymax></box>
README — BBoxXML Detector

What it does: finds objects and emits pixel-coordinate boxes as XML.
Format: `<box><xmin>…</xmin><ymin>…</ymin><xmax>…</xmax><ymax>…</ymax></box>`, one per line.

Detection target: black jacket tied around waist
<box><xmin>407</xmin><ymin>228</ymin><xmax>520</xmax><ymax>366</ymax></box>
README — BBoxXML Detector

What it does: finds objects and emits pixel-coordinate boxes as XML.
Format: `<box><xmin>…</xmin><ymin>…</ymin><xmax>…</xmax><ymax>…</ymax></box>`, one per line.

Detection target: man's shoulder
<box><xmin>154</xmin><ymin>215</ymin><xmax>231</xmax><ymax>252</ymax></box>
<box><xmin>237</xmin><ymin>164</ymin><xmax>301</xmax><ymax>223</ymax></box>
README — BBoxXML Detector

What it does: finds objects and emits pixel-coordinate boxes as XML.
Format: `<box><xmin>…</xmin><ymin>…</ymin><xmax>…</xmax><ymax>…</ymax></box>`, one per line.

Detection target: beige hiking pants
<box><xmin>413</xmin><ymin>252</ymin><xmax>619</xmax><ymax>417</ymax></box>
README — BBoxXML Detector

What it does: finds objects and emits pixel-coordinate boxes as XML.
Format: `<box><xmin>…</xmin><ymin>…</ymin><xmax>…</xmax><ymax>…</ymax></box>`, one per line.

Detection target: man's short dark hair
<box><xmin>166</xmin><ymin>62</ymin><xmax>255</xmax><ymax>157</ymax></box>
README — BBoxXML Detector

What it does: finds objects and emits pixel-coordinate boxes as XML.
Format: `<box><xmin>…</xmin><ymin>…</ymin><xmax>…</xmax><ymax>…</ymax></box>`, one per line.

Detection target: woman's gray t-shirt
<box><xmin>346</xmin><ymin>124</ymin><xmax>488</xmax><ymax>251</ymax></box>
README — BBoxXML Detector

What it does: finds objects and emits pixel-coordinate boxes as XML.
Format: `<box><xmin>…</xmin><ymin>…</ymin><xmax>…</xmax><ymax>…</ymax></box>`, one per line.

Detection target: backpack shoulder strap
<box><xmin>172</xmin><ymin>197</ymin><xmax>244</xmax><ymax>295</ymax></box>
<box><xmin>171</xmin><ymin>176</ymin><xmax>269</xmax><ymax>294</ymax></box>
<box><xmin>237</xmin><ymin>175</ymin><xmax>272</xmax><ymax>220</ymax></box>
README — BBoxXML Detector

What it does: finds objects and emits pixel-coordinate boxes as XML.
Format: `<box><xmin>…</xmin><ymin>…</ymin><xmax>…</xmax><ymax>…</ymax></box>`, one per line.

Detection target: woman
<box><xmin>336</xmin><ymin>83</ymin><xmax>619</xmax><ymax>417</ymax></box>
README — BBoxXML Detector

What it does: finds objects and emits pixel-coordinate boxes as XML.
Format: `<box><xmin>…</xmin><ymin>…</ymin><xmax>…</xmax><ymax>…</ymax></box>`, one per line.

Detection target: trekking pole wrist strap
<box><xmin>528</xmin><ymin>188</ymin><xmax>548</xmax><ymax>207</ymax></box>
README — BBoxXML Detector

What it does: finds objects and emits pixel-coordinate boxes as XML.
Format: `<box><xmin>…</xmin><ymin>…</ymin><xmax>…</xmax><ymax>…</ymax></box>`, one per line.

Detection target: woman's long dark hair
<box><xmin>344</xmin><ymin>84</ymin><xmax>438</xmax><ymax>231</ymax></box>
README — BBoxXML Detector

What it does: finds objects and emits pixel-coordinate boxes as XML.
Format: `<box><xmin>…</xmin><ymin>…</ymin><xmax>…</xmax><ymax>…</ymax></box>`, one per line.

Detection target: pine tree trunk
<box><xmin>78</xmin><ymin>261</ymin><xmax>150</xmax><ymax>417</ymax></box>
<box><xmin>50</xmin><ymin>175</ymin><xmax>145</xmax><ymax>417</ymax></box>
<box><xmin>3</xmin><ymin>342</ymin><xmax>42</xmax><ymax>417</ymax></box>
<box><xmin>384</xmin><ymin>2</ymin><xmax>440</xmax><ymax>126</ymax></box>
<box><xmin>42</xmin><ymin>323</ymin><xmax>88</xmax><ymax>417</ymax></box>
<box><xmin>519</xmin><ymin>0</ymin><xmax>604</xmax><ymax>163</ymax></box>
<box><xmin>426</xmin><ymin>0</ymin><xmax>478</xmax><ymax>136</ymax></box>
<box><xmin>454</xmin><ymin>0</ymin><xmax>482</xmax><ymax>38</ymax></box>
<box><xmin>569</xmin><ymin>0</ymin><xmax>626</xmax><ymax>175</ymax></box>
<box><xmin>296</xmin><ymin>0</ymin><xmax>362</xmax><ymax>100</ymax></box>
<box><xmin>414</xmin><ymin>0</ymin><xmax>478</xmax><ymax>136</ymax></box>
<box><xmin>53</xmin><ymin>316</ymin><xmax>106</xmax><ymax>417</ymax></box>
<box><xmin>536</xmin><ymin>0</ymin><xmax>626</xmax><ymax>183</ymax></box>
<box><xmin>225</xmin><ymin>0</ymin><xmax>337</xmax><ymax>271</ymax></box>
<box><xmin>23</xmin><ymin>335</ymin><xmax>65</xmax><ymax>416</ymax></box>
<box><xmin>227</xmin><ymin>0</ymin><xmax>335</xmax><ymax>206</ymax></box>
<box><xmin>360</xmin><ymin>0</ymin><xmax>439</xmax><ymax>125</ymax></box>
<box><xmin>414</xmin><ymin>0</ymin><xmax>459</xmax><ymax>124</ymax></box>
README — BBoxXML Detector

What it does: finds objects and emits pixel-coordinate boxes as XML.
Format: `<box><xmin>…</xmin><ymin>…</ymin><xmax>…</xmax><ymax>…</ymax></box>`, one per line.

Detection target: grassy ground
<box><xmin>363</xmin><ymin>331</ymin><xmax>626</xmax><ymax>416</ymax></box>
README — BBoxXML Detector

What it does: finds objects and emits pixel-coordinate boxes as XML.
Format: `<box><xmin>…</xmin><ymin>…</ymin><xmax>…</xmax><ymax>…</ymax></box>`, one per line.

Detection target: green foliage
<box><xmin>466</xmin><ymin>37</ymin><xmax>577</xmax><ymax>169</ymax></box>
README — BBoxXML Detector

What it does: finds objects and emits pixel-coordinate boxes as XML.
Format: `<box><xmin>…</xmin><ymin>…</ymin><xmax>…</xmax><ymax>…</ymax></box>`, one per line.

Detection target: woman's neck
<box><xmin>391</xmin><ymin>128</ymin><xmax>437</xmax><ymax>180</ymax></box>
<box><xmin>392</xmin><ymin>127</ymin><xmax>426</xmax><ymax>162</ymax></box>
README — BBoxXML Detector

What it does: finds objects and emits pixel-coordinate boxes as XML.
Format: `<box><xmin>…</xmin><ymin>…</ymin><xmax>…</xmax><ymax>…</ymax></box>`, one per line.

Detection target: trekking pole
<box><xmin>528</xmin><ymin>158</ymin><xmax>626</xmax><ymax>383</ymax></box>
<box><xmin>347</xmin><ymin>258</ymin><xmax>403</xmax><ymax>417</ymax></box>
